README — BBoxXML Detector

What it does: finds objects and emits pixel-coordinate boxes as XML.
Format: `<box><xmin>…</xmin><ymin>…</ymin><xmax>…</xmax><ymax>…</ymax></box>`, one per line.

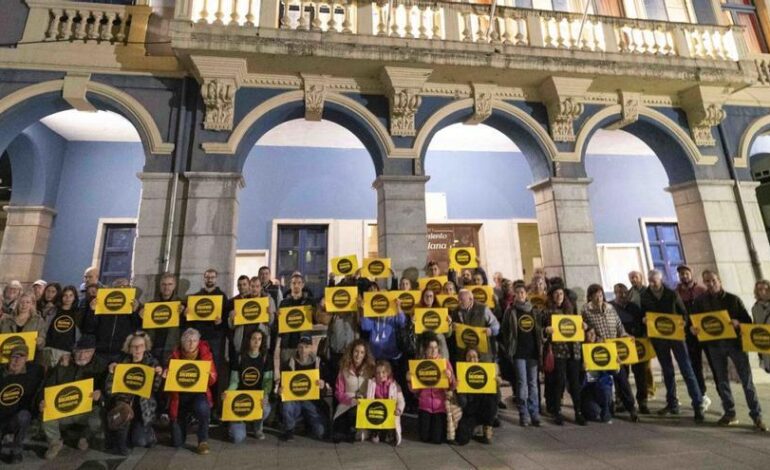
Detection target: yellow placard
<box><xmin>409</xmin><ymin>359</ymin><xmax>449</xmax><ymax>389</ymax></box>
<box><xmin>281</xmin><ymin>369</ymin><xmax>320</xmax><ymax>401</ymax></box>
<box><xmin>186</xmin><ymin>295</ymin><xmax>223</xmax><ymax>322</ymax></box>
<box><xmin>164</xmin><ymin>359</ymin><xmax>211</xmax><ymax>393</ymax></box>
<box><xmin>325</xmin><ymin>287</ymin><xmax>359</xmax><ymax>313</ymax></box>
<box><xmin>449</xmin><ymin>247</ymin><xmax>478</xmax><ymax>271</ymax></box>
<box><xmin>363</xmin><ymin>291</ymin><xmax>398</xmax><ymax>318</ymax></box>
<box><xmin>394</xmin><ymin>290</ymin><xmax>421</xmax><ymax>313</ymax></box>
<box><xmin>0</xmin><ymin>331</ymin><xmax>37</xmax><ymax>363</ymax></box>
<box><xmin>43</xmin><ymin>378</ymin><xmax>93</xmax><ymax>422</ymax></box>
<box><xmin>222</xmin><ymin>390</ymin><xmax>264</xmax><ymax>421</ymax></box>
<box><xmin>469</xmin><ymin>285</ymin><xmax>495</xmax><ymax>308</ymax></box>
<box><xmin>456</xmin><ymin>362</ymin><xmax>497</xmax><ymax>394</ymax></box>
<box><xmin>437</xmin><ymin>294</ymin><xmax>459</xmax><ymax>311</ymax></box>
<box><xmin>646</xmin><ymin>312</ymin><xmax>685</xmax><ymax>341</ymax></box>
<box><xmin>582</xmin><ymin>342</ymin><xmax>619</xmax><ymax>371</ymax></box>
<box><xmin>331</xmin><ymin>255</ymin><xmax>359</xmax><ymax>276</ymax></box>
<box><xmin>278</xmin><ymin>305</ymin><xmax>313</xmax><ymax>333</ymax></box>
<box><xmin>418</xmin><ymin>276</ymin><xmax>448</xmax><ymax>294</ymax></box>
<box><xmin>95</xmin><ymin>288</ymin><xmax>136</xmax><ymax>315</ymax></box>
<box><xmin>454</xmin><ymin>323</ymin><xmax>489</xmax><ymax>353</ymax></box>
<box><xmin>414</xmin><ymin>308</ymin><xmax>450</xmax><ymax>334</ymax></box>
<box><xmin>634</xmin><ymin>337</ymin><xmax>657</xmax><ymax>363</ymax></box>
<box><xmin>551</xmin><ymin>315</ymin><xmax>584</xmax><ymax>342</ymax></box>
<box><xmin>362</xmin><ymin>258</ymin><xmax>391</xmax><ymax>279</ymax></box>
<box><xmin>691</xmin><ymin>311</ymin><xmax>737</xmax><ymax>342</ymax></box>
<box><xmin>234</xmin><ymin>297</ymin><xmax>270</xmax><ymax>325</ymax></box>
<box><xmin>356</xmin><ymin>399</ymin><xmax>396</xmax><ymax>429</ymax></box>
<box><xmin>142</xmin><ymin>301</ymin><xmax>181</xmax><ymax>329</ymax></box>
<box><xmin>741</xmin><ymin>324</ymin><xmax>770</xmax><ymax>353</ymax></box>
<box><xmin>112</xmin><ymin>363</ymin><xmax>155</xmax><ymax>399</ymax></box>
<box><xmin>609</xmin><ymin>337</ymin><xmax>639</xmax><ymax>365</ymax></box>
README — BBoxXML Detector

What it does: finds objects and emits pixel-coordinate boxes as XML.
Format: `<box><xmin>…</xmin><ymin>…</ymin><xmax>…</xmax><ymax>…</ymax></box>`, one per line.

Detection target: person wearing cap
<box><xmin>277</xmin><ymin>333</ymin><xmax>327</xmax><ymax>441</ymax></box>
<box><xmin>675</xmin><ymin>264</ymin><xmax>713</xmax><ymax>412</ymax></box>
<box><xmin>0</xmin><ymin>344</ymin><xmax>44</xmax><ymax>464</ymax></box>
<box><xmin>0</xmin><ymin>292</ymin><xmax>47</xmax><ymax>361</ymax></box>
<box><xmin>2</xmin><ymin>280</ymin><xmax>22</xmax><ymax>316</ymax></box>
<box><xmin>41</xmin><ymin>334</ymin><xmax>107</xmax><ymax>460</ymax></box>
<box><xmin>32</xmin><ymin>279</ymin><xmax>48</xmax><ymax>303</ymax></box>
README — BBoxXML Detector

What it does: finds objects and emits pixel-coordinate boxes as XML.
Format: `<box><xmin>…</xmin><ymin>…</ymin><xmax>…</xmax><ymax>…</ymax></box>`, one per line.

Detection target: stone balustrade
<box><xmin>22</xmin><ymin>0</ymin><xmax>138</xmax><ymax>45</ymax></box>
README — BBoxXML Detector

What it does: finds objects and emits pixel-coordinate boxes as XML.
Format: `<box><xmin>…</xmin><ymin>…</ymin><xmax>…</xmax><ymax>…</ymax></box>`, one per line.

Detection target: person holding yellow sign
<box><xmin>81</xmin><ymin>279</ymin><xmax>141</xmax><ymax>364</ymax></box>
<box><xmin>274</xmin><ymin>273</ymin><xmax>316</xmax><ymax>373</ymax></box>
<box><xmin>104</xmin><ymin>332</ymin><xmax>163</xmax><ymax>455</ymax></box>
<box><xmin>0</xmin><ymin>292</ymin><xmax>46</xmax><ymax>362</ymax></box>
<box><xmin>640</xmin><ymin>270</ymin><xmax>704</xmax><ymax>422</ymax></box>
<box><xmin>0</xmin><ymin>343</ymin><xmax>44</xmax><ymax>464</ymax></box>
<box><xmin>228</xmin><ymin>278</ymin><xmax>276</xmax><ymax>370</ymax></box>
<box><xmin>692</xmin><ymin>271</ymin><xmax>766</xmax><ymax>431</ymax></box>
<box><xmin>360</xmin><ymin>283</ymin><xmax>407</xmax><ymax>364</ymax></box>
<box><xmin>451</xmin><ymin>289</ymin><xmax>499</xmax><ymax>363</ymax></box>
<box><xmin>277</xmin><ymin>334</ymin><xmax>327</xmax><ymax>441</ymax></box>
<box><xmin>364</xmin><ymin>360</ymin><xmax>405</xmax><ymax>445</ymax></box>
<box><xmin>407</xmin><ymin>333</ymin><xmax>456</xmax><ymax>444</ymax></box>
<box><xmin>41</xmin><ymin>335</ymin><xmax>107</xmax><ymax>460</ymax></box>
<box><xmin>454</xmin><ymin>348</ymin><xmax>499</xmax><ymax>445</ymax></box>
<box><xmin>138</xmin><ymin>273</ymin><xmax>183</xmax><ymax>365</ymax></box>
<box><xmin>752</xmin><ymin>279</ymin><xmax>770</xmax><ymax>373</ymax></box>
<box><xmin>332</xmin><ymin>339</ymin><xmax>375</xmax><ymax>443</ymax></box>
<box><xmin>43</xmin><ymin>286</ymin><xmax>83</xmax><ymax>368</ymax></box>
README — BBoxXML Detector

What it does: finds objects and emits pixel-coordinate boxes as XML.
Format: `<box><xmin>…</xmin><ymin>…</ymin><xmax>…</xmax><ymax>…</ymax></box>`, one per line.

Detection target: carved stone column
<box><xmin>679</xmin><ymin>86</ymin><xmax>728</xmax><ymax>147</ymax></box>
<box><xmin>190</xmin><ymin>56</ymin><xmax>248</xmax><ymax>131</ymax></box>
<box><xmin>538</xmin><ymin>77</ymin><xmax>592</xmax><ymax>143</ymax></box>
<box><xmin>379</xmin><ymin>67</ymin><xmax>432</xmax><ymax>137</ymax></box>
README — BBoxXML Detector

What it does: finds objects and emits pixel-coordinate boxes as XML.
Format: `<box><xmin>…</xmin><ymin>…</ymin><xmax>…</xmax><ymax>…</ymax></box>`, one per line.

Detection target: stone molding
<box><xmin>190</xmin><ymin>56</ymin><xmax>248</xmax><ymax>132</ymax></box>
<box><xmin>605</xmin><ymin>91</ymin><xmax>640</xmax><ymax>130</ymax></box>
<box><xmin>465</xmin><ymin>83</ymin><xmax>496</xmax><ymax>125</ymax></box>
<box><xmin>538</xmin><ymin>77</ymin><xmax>593</xmax><ymax>143</ymax></box>
<box><xmin>379</xmin><ymin>67</ymin><xmax>432</xmax><ymax>137</ymax></box>
<box><xmin>678</xmin><ymin>85</ymin><xmax>729</xmax><ymax>147</ymax></box>
<box><xmin>62</xmin><ymin>72</ymin><xmax>96</xmax><ymax>112</ymax></box>
<box><xmin>301</xmin><ymin>74</ymin><xmax>328</xmax><ymax>122</ymax></box>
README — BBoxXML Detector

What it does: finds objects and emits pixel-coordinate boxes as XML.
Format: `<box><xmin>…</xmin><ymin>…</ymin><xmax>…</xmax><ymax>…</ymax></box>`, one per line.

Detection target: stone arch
<box><xmin>413</xmin><ymin>98</ymin><xmax>557</xmax><ymax>180</ymax></box>
<box><xmin>738</xmin><ymin>114</ymin><xmax>770</xmax><ymax>170</ymax></box>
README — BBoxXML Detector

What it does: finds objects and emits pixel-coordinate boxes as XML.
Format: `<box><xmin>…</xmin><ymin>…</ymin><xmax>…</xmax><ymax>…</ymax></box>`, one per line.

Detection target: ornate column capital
<box><xmin>379</xmin><ymin>66</ymin><xmax>432</xmax><ymax>137</ymax></box>
<box><xmin>538</xmin><ymin>77</ymin><xmax>592</xmax><ymax>143</ymax></box>
<box><xmin>301</xmin><ymin>74</ymin><xmax>329</xmax><ymax>122</ymax></box>
<box><xmin>190</xmin><ymin>56</ymin><xmax>248</xmax><ymax>131</ymax></box>
<box><xmin>679</xmin><ymin>85</ymin><xmax>730</xmax><ymax>147</ymax></box>
<box><xmin>465</xmin><ymin>83</ymin><xmax>496</xmax><ymax>125</ymax></box>
<box><xmin>606</xmin><ymin>90</ymin><xmax>640</xmax><ymax>130</ymax></box>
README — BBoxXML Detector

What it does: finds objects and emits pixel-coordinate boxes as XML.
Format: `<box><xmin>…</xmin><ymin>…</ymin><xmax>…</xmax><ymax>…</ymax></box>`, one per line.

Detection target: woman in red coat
<box><xmin>165</xmin><ymin>328</ymin><xmax>217</xmax><ymax>454</ymax></box>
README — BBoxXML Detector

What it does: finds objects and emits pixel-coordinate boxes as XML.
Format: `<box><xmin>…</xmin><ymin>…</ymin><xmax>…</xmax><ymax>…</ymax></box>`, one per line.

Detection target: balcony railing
<box><xmin>175</xmin><ymin>0</ymin><xmax>747</xmax><ymax>62</ymax></box>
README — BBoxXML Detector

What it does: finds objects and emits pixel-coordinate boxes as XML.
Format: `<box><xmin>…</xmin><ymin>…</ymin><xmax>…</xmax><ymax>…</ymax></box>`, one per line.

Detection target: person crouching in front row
<box><xmin>278</xmin><ymin>334</ymin><xmax>327</xmax><ymax>441</ymax></box>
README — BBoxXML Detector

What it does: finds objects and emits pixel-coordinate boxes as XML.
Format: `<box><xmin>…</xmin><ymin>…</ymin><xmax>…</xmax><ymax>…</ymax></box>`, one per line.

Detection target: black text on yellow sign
<box><xmin>437</xmin><ymin>294</ymin><xmax>459</xmax><ymax>310</ymax></box>
<box><xmin>278</xmin><ymin>306</ymin><xmax>313</xmax><ymax>333</ymax></box>
<box><xmin>95</xmin><ymin>288</ymin><xmax>136</xmax><ymax>315</ymax></box>
<box><xmin>691</xmin><ymin>311</ymin><xmax>737</xmax><ymax>341</ymax></box>
<box><xmin>409</xmin><ymin>359</ymin><xmax>449</xmax><ymax>389</ymax></box>
<box><xmin>362</xmin><ymin>258</ymin><xmax>391</xmax><ymax>279</ymax></box>
<box><xmin>449</xmin><ymin>247</ymin><xmax>478</xmax><ymax>271</ymax></box>
<box><xmin>582</xmin><ymin>342</ymin><xmax>619</xmax><ymax>371</ymax></box>
<box><xmin>186</xmin><ymin>295</ymin><xmax>223</xmax><ymax>322</ymax></box>
<box><xmin>112</xmin><ymin>363</ymin><xmax>155</xmax><ymax>399</ymax></box>
<box><xmin>0</xmin><ymin>381</ymin><xmax>25</xmax><ymax>408</ymax></box>
<box><xmin>551</xmin><ymin>315</ymin><xmax>584</xmax><ymax>342</ymax></box>
<box><xmin>356</xmin><ymin>399</ymin><xmax>396</xmax><ymax>429</ymax></box>
<box><xmin>414</xmin><ymin>308</ymin><xmax>449</xmax><ymax>334</ymax></box>
<box><xmin>142</xmin><ymin>301</ymin><xmax>181</xmax><ymax>329</ymax></box>
<box><xmin>454</xmin><ymin>323</ymin><xmax>489</xmax><ymax>353</ymax></box>
<box><xmin>164</xmin><ymin>359</ymin><xmax>211</xmax><ymax>393</ymax></box>
<box><xmin>456</xmin><ymin>362</ymin><xmax>497</xmax><ymax>394</ymax></box>
<box><xmin>0</xmin><ymin>332</ymin><xmax>37</xmax><ymax>363</ymax></box>
<box><xmin>325</xmin><ymin>287</ymin><xmax>359</xmax><ymax>313</ymax></box>
<box><xmin>418</xmin><ymin>276</ymin><xmax>448</xmax><ymax>294</ymax></box>
<box><xmin>331</xmin><ymin>255</ymin><xmax>358</xmax><ymax>276</ymax></box>
<box><xmin>222</xmin><ymin>390</ymin><xmax>264</xmax><ymax>421</ymax></box>
<box><xmin>470</xmin><ymin>286</ymin><xmax>495</xmax><ymax>308</ymax></box>
<box><xmin>741</xmin><ymin>324</ymin><xmax>770</xmax><ymax>353</ymax></box>
<box><xmin>609</xmin><ymin>337</ymin><xmax>639</xmax><ymax>365</ymax></box>
<box><xmin>234</xmin><ymin>297</ymin><xmax>270</xmax><ymax>325</ymax></box>
<box><xmin>43</xmin><ymin>378</ymin><xmax>93</xmax><ymax>422</ymax></box>
<box><xmin>395</xmin><ymin>290</ymin><xmax>421</xmax><ymax>313</ymax></box>
<box><xmin>634</xmin><ymin>338</ymin><xmax>657</xmax><ymax>362</ymax></box>
<box><xmin>646</xmin><ymin>312</ymin><xmax>685</xmax><ymax>341</ymax></box>
<box><xmin>363</xmin><ymin>291</ymin><xmax>398</xmax><ymax>317</ymax></box>
<box><xmin>281</xmin><ymin>369</ymin><xmax>320</xmax><ymax>401</ymax></box>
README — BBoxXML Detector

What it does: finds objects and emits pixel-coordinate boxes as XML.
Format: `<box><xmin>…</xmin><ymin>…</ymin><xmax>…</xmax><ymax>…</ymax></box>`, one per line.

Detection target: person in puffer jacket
<box><xmin>364</xmin><ymin>360</ymin><xmax>405</xmax><ymax>445</ymax></box>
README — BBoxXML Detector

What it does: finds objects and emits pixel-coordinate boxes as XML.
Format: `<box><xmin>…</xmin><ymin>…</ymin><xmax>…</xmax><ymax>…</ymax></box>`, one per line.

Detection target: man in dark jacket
<box><xmin>0</xmin><ymin>344</ymin><xmax>44</xmax><ymax>464</ymax></box>
<box><xmin>42</xmin><ymin>335</ymin><xmax>107</xmax><ymax>460</ymax></box>
<box><xmin>81</xmin><ymin>279</ymin><xmax>141</xmax><ymax>364</ymax></box>
<box><xmin>692</xmin><ymin>270</ymin><xmax>766</xmax><ymax>431</ymax></box>
<box><xmin>141</xmin><ymin>272</ymin><xmax>183</xmax><ymax>366</ymax></box>
<box><xmin>610</xmin><ymin>283</ymin><xmax>649</xmax><ymax>414</ymax></box>
<box><xmin>640</xmin><ymin>270</ymin><xmax>703</xmax><ymax>421</ymax></box>
<box><xmin>258</xmin><ymin>266</ymin><xmax>283</xmax><ymax>307</ymax></box>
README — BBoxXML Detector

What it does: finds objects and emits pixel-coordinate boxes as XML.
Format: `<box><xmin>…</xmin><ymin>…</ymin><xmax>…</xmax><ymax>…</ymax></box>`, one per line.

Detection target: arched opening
<box><xmin>749</xmin><ymin>135</ymin><xmax>770</xmax><ymax>243</ymax></box>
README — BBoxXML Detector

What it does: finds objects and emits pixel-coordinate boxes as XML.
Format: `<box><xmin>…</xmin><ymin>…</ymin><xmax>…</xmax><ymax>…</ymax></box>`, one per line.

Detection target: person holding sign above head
<box><xmin>752</xmin><ymin>280</ymin><xmax>770</xmax><ymax>373</ymax></box>
<box><xmin>226</xmin><ymin>329</ymin><xmax>273</xmax><ymax>443</ymax></box>
<box><xmin>277</xmin><ymin>334</ymin><xmax>326</xmax><ymax>441</ymax></box>
<box><xmin>139</xmin><ymin>273</ymin><xmax>183</xmax><ymax>367</ymax></box>
<box><xmin>1</xmin><ymin>292</ymin><xmax>46</xmax><ymax>362</ymax></box>
<box><xmin>581</xmin><ymin>284</ymin><xmax>639</xmax><ymax>423</ymax></box>
<box><xmin>164</xmin><ymin>328</ymin><xmax>217</xmax><ymax>454</ymax></box>
<box><xmin>415</xmin><ymin>288</ymin><xmax>451</xmax><ymax>359</ymax></box>
<box><xmin>275</xmin><ymin>273</ymin><xmax>316</xmax><ymax>372</ymax></box>
<box><xmin>316</xmin><ymin>279</ymin><xmax>360</xmax><ymax>386</ymax></box>
<box><xmin>609</xmin><ymin>283</ymin><xmax>649</xmax><ymax>415</ymax></box>
<box><xmin>332</xmin><ymin>339</ymin><xmax>375</xmax><ymax>443</ymax></box>
<box><xmin>0</xmin><ymin>343</ymin><xmax>44</xmax><ymax>464</ymax></box>
<box><xmin>228</xmin><ymin>277</ymin><xmax>275</xmax><ymax>368</ymax></box>
<box><xmin>104</xmin><ymin>332</ymin><xmax>163</xmax><ymax>455</ymax></box>
<box><xmin>41</xmin><ymin>335</ymin><xmax>107</xmax><ymax>460</ymax></box>
<box><xmin>692</xmin><ymin>270</ymin><xmax>766</xmax><ymax>431</ymax></box>
<box><xmin>364</xmin><ymin>360</ymin><xmax>405</xmax><ymax>445</ymax></box>
<box><xmin>360</xmin><ymin>281</ymin><xmax>407</xmax><ymax>365</ymax></box>
<box><xmin>640</xmin><ymin>270</ymin><xmax>704</xmax><ymax>422</ymax></box>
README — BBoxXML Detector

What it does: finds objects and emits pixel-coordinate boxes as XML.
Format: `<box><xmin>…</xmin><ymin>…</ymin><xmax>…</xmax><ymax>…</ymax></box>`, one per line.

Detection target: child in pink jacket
<box><xmin>365</xmin><ymin>360</ymin><xmax>405</xmax><ymax>445</ymax></box>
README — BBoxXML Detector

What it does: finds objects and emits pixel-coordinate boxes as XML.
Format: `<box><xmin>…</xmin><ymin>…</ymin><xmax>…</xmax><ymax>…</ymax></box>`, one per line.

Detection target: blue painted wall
<box><xmin>43</xmin><ymin>141</ymin><xmax>143</xmax><ymax>285</ymax></box>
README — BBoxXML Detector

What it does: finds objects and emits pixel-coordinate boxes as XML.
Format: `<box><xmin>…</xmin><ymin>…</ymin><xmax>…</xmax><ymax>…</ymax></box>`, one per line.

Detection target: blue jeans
<box><xmin>651</xmin><ymin>339</ymin><xmax>703</xmax><ymax>410</ymax></box>
<box><xmin>171</xmin><ymin>394</ymin><xmax>211</xmax><ymax>447</ymax></box>
<box><xmin>707</xmin><ymin>340</ymin><xmax>762</xmax><ymax>419</ymax></box>
<box><xmin>513</xmin><ymin>358</ymin><xmax>539</xmax><ymax>422</ymax></box>
<box><xmin>281</xmin><ymin>401</ymin><xmax>325</xmax><ymax>439</ymax></box>
<box><xmin>228</xmin><ymin>401</ymin><xmax>272</xmax><ymax>443</ymax></box>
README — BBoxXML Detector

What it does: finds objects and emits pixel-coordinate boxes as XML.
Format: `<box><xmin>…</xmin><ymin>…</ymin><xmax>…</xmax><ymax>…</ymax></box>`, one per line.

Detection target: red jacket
<box><xmin>166</xmin><ymin>340</ymin><xmax>217</xmax><ymax>421</ymax></box>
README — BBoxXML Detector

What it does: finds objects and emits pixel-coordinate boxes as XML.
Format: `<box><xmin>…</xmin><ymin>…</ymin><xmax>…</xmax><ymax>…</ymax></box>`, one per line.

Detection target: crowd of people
<box><xmin>0</xmin><ymin>260</ymin><xmax>768</xmax><ymax>464</ymax></box>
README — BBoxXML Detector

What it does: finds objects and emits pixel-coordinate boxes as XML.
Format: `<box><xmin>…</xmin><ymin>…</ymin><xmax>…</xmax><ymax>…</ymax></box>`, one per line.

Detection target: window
<box><xmin>98</xmin><ymin>224</ymin><xmax>136</xmax><ymax>287</ymax></box>
<box><xmin>722</xmin><ymin>0</ymin><xmax>768</xmax><ymax>53</ymax></box>
<box><xmin>277</xmin><ymin>225</ymin><xmax>328</xmax><ymax>298</ymax></box>
<box><xmin>643</xmin><ymin>222</ymin><xmax>685</xmax><ymax>287</ymax></box>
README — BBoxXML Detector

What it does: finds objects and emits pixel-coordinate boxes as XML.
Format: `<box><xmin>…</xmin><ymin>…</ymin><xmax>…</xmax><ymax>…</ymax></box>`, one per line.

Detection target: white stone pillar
<box><xmin>374</xmin><ymin>175</ymin><xmax>429</xmax><ymax>277</ymax></box>
<box><xmin>0</xmin><ymin>206</ymin><xmax>56</xmax><ymax>286</ymax></box>
<box><xmin>528</xmin><ymin>177</ymin><xmax>601</xmax><ymax>295</ymax></box>
<box><xmin>667</xmin><ymin>180</ymin><xmax>770</xmax><ymax>304</ymax></box>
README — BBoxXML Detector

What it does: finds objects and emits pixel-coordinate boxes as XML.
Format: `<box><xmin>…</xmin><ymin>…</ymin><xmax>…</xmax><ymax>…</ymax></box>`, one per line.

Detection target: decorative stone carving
<box><xmin>538</xmin><ymin>77</ymin><xmax>592</xmax><ymax>143</ymax></box>
<box><xmin>301</xmin><ymin>74</ymin><xmax>328</xmax><ymax>122</ymax></box>
<box><xmin>189</xmin><ymin>56</ymin><xmax>247</xmax><ymax>132</ymax></box>
<box><xmin>465</xmin><ymin>83</ymin><xmax>495</xmax><ymax>125</ymax></box>
<box><xmin>679</xmin><ymin>86</ymin><xmax>729</xmax><ymax>147</ymax></box>
<box><xmin>62</xmin><ymin>72</ymin><xmax>96</xmax><ymax>112</ymax></box>
<box><xmin>380</xmin><ymin>67</ymin><xmax>432</xmax><ymax>137</ymax></box>
<box><xmin>606</xmin><ymin>91</ymin><xmax>640</xmax><ymax>130</ymax></box>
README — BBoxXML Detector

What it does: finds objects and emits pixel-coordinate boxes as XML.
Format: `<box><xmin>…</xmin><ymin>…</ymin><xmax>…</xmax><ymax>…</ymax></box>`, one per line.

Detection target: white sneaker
<box><xmin>702</xmin><ymin>395</ymin><xmax>712</xmax><ymax>413</ymax></box>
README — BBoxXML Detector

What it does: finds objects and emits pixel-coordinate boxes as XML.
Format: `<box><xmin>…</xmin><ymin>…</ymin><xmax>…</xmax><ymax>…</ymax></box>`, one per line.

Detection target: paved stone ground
<box><xmin>8</xmin><ymin>377</ymin><xmax>770</xmax><ymax>470</ymax></box>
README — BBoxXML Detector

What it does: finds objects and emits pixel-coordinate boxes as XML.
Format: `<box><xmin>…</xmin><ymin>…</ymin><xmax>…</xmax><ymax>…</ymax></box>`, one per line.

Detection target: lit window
<box><xmin>722</xmin><ymin>0</ymin><xmax>768</xmax><ymax>53</ymax></box>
